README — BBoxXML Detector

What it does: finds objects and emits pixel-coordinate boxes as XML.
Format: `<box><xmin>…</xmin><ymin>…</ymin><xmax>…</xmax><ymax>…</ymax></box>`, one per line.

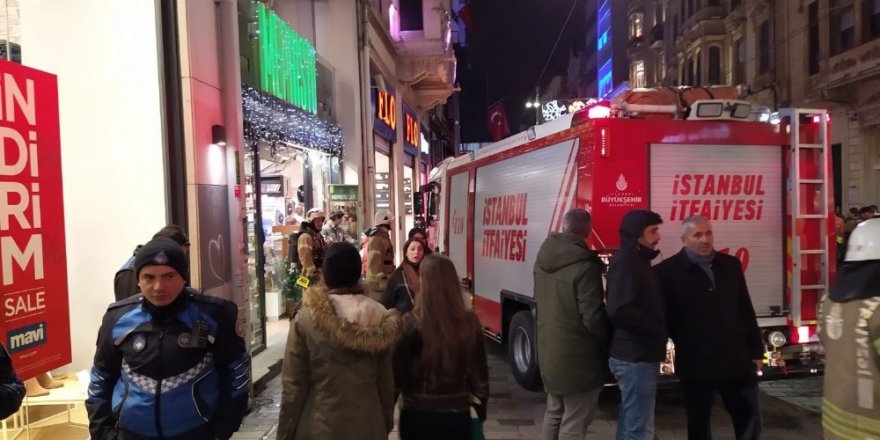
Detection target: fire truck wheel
<box><xmin>508</xmin><ymin>310</ymin><xmax>542</xmax><ymax>391</ymax></box>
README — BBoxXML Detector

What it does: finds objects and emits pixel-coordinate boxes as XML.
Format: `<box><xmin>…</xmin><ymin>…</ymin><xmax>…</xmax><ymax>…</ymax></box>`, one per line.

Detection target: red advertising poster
<box><xmin>0</xmin><ymin>59</ymin><xmax>70</xmax><ymax>380</ymax></box>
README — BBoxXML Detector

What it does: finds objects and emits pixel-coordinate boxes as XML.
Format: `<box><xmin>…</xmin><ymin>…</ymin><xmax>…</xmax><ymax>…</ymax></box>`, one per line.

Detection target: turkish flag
<box><xmin>457</xmin><ymin>3</ymin><xmax>473</xmax><ymax>30</ymax></box>
<box><xmin>487</xmin><ymin>100</ymin><xmax>510</xmax><ymax>141</ymax></box>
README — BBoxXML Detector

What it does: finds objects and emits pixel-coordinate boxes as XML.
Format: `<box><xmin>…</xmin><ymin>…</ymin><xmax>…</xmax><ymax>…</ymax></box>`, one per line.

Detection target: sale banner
<box><xmin>0</xmin><ymin>59</ymin><xmax>71</xmax><ymax>380</ymax></box>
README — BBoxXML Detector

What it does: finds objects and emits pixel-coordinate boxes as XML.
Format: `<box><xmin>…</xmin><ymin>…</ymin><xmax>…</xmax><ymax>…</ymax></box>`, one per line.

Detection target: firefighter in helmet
<box><xmin>365</xmin><ymin>209</ymin><xmax>395</xmax><ymax>303</ymax></box>
<box><xmin>296</xmin><ymin>208</ymin><xmax>327</xmax><ymax>278</ymax></box>
<box><xmin>819</xmin><ymin>218</ymin><xmax>880</xmax><ymax>439</ymax></box>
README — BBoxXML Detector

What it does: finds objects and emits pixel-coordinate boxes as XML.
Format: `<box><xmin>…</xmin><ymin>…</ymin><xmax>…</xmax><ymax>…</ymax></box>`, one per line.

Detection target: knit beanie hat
<box><xmin>135</xmin><ymin>237</ymin><xmax>189</xmax><ymax>279</ymax></box>
<box><xmin>322</xmin><ymin>242</ymin><xmax>362</xmax><ymax>289</ymax></box>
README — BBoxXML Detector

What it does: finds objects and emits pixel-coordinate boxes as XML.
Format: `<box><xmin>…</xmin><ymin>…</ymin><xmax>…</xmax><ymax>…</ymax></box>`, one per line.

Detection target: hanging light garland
<box><xmin>242</xmin><ymin>83</ymin><xmax>344</xmax><ymax>156</ymax></box>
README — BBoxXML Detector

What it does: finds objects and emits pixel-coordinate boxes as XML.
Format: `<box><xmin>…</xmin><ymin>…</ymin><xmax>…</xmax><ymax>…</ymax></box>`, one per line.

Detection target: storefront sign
<box><xmin>370</xmin><ymin>66</ymin><xmax>397</xmax><ymax>142</ymax></box>
<box><xmin>260</xmin><ymin>175</ymin><xmax>284</xmax><ymax>197</ymax></box>
<box><xmin>255</xmin><ymin>3</ymin><xmax>318</xmax><ymax>113</ymax></box>
<box><xmin>377</xmin><ymin>91</ymin><xmax>396</xmax><ymax>131</ymax></box>
<box><xmin>403</xmin><ymin>104</ymin><xmax>419</xmax><ymax>150</ymax></box>
<box><xmin>328</xmin><ymin>184</ymin><xmax>360</xmax><ymax>240</ymax></box>
<box><xmin>0</xmin><ymin>60</ymin><xmax>71</xmax><ymax>379</ymax></box>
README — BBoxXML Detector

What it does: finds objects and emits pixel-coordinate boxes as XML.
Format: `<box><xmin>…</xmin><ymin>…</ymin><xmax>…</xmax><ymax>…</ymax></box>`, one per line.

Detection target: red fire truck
<box><xmin>418</xmin><ymin>98</ymin><xmax>833</xmax><ymax>390</ymax></box>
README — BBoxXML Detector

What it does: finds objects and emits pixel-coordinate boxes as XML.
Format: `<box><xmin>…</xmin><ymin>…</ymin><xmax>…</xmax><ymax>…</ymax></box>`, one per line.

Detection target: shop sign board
<box><xmin>0</xmin><ymin>59</ymin><xmax>71</xmax><ymax>379</ymax></box>
<box><xmin>370</xmin><ymin>65</ymin><xmax>397</xmax><ymax>142</ymax></box>
<box><xmin>328</xmin><ymin>184</ymin><xmax>360</xmax><ymax>241</ymax></box>
<box><xmin>403</xmin><ymin>103</ymin><xmax>419</xmax><ymax>150</ymax></box>
<box><xmin>255</xmin><ymin>3</ymin><xmax>318</xmax><ymax>113</ymax></box>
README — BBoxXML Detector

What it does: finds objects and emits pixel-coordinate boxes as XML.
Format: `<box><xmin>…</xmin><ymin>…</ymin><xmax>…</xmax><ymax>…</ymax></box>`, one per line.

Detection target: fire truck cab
<box><xmin>417</xmin><ymin>97</ymin><xmax>833</xmax><ymax>390</ymax></box>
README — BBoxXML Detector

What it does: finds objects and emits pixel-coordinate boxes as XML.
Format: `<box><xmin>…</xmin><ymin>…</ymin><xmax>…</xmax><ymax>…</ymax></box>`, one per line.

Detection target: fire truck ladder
<box><xmin>781</xmin><ymin>108</ymin><xmax>830</xmax><ymax>328</ymax></box>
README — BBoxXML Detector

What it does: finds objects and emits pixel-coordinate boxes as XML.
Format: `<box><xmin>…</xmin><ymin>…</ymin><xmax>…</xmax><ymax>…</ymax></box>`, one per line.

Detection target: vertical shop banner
<box><xmin>403</xmin><ymin>178</ymin><xmax>413</xmax><ymax>215</ymax></box>
<box><xmin>0</xmin><ymin>60</ymin><xmax>71</xmax><ymax>379</ymax></box>
<box><xmin>328</xmin><ymin>185</ymin><xmax>360</xmax><ymax>241</ymax></box>
<box><xmin>375</xmin><ymin>173</ymin><xmax>391</xmax><ymax>210</ymax></box>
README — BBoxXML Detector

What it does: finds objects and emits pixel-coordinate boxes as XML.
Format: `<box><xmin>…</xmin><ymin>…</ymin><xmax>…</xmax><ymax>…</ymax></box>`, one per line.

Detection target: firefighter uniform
<box><xmin>297</xmin><ymin>209</ymin><xmax>327</xmax><ymax>278</ymax></box>
<box><xmin>366</xmin><ymin>210</ymin><xmax>395</xmax><ymax>303</ymax></box>
<box><xmin>298</xmin><ymin>227</ymin><xmax>326</xmax><ymax>277</ymax></box>
<box><xmin>819</xmin><ymin>219</ymin><xmax>880</xmax><ymax>440</ymax></box>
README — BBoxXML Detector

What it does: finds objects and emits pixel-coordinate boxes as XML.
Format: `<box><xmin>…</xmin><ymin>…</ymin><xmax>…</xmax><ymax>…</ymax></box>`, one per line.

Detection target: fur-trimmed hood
<box><xmin>302</xmin><ymin>283</ymin><xmax>400</xmax><ymax>353</ymax></box>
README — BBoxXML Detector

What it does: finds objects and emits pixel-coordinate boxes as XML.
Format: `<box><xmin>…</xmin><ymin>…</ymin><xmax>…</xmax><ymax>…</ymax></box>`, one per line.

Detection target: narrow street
<box><xmin>233</xmin><ymin>342</ymin><xmax>824</xmax><ymax>440</ymax></box>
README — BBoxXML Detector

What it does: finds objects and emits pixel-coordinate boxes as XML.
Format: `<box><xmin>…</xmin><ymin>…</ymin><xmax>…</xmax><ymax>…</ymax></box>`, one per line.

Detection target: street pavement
<box><xmin>233</xmin><ymin>342</ymin><xmax>824</xmax><ymax>440</ymax></box>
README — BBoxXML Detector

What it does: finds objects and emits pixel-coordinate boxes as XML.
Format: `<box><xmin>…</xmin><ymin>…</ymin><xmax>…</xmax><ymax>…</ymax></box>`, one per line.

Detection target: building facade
<box><xmin>627</xmin><ymin>0</ymin><xmax>879</xmax><ymax>209</ymax></box>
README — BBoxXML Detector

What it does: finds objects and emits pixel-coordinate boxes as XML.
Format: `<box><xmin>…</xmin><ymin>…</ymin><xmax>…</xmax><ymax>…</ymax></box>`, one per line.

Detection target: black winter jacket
<box><xmin>606</xmin><ymin>211</ymin><xmax>667</xmax><ymax>363</ymax></box>
<box><xmin>655</xmin><ymin>249</ymin><xmax>764</xmax><ymax>381</ymax></box>
<box><xmin>383</xmin><ymin>263</ymin><xmax>417</xmax><ymax>313</ymax></box>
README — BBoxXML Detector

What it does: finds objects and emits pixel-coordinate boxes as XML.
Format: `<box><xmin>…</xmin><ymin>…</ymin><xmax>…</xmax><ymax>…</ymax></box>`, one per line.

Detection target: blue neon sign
<box><xmin>597</xmin><ymin>0</ymin><xmax>613</xmax><ymax>98</ymax></box>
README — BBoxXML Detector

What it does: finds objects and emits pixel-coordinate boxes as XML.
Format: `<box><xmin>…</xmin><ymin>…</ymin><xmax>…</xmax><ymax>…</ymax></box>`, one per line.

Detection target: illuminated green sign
<box><xmin>256</xmin><ymin>3</ymin><xmax>317</xmax><ymax>113</ymax></box>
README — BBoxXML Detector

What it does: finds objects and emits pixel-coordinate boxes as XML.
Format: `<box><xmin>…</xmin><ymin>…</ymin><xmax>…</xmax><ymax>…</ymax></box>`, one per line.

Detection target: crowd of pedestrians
<box><xmin>0</xmin><ymin>203</ymin><xmax>873</xmax><ymax>439</ymax></box>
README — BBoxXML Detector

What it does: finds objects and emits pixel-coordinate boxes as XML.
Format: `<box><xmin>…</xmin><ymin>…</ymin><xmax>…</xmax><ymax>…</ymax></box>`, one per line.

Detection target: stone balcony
<box><xmin>827</xmin><ymin>37</ymin><xmax>880</xmax><ymax>87</ymax></box>
<box><xmin>395</xmin><ymin>35</ymin><xmax>456</xmax><ymax>110</ymax></box>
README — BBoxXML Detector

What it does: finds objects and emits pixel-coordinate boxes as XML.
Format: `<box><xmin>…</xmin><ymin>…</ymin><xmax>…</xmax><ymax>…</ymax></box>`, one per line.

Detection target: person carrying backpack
<box><xmin>288</xmin><ymin>208</ymin><xmax>327</xmax><ymax>291</ymax></box>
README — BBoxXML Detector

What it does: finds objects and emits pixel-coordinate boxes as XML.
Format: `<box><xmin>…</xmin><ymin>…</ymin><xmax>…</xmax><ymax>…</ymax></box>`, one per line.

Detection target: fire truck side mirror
<box><xmin>413</xmin><ymin>191</ymin><xmax>424</xmax><ymax>215</ymax></box>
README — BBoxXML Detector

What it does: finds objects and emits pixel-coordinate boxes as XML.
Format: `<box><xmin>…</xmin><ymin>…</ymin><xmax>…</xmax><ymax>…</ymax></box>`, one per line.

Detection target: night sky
<box><xmin>457</xmin><ymin>0</ymin><xmax>586</xmax><ymax>142</ymax></box>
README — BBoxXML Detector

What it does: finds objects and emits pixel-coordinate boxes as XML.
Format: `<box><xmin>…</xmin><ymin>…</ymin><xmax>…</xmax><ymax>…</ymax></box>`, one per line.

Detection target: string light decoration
<box><xmin>242</xmin><ymin>83</ymin><xmax>344</xmax><ymax>156</ymax></box>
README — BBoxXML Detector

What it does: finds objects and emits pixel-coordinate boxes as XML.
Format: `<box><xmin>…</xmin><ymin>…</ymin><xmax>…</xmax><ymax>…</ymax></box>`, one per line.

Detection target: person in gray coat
<box><xmin>534</xmin><ymin>209</ymin><xmax>611</xmax><ymax>440</ymax></box>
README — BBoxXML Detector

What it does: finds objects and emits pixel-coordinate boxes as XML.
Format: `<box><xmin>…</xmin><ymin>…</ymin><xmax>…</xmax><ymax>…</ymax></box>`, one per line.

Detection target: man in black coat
<box><xmin>606</xmin><ymin>209</ymin><xmax>666</xmax><ymax>440</ymax></box>
<box><xmin>655</xmin><ymin>215</ymin><xmax>763</xmax><ymax>440</ymax></box>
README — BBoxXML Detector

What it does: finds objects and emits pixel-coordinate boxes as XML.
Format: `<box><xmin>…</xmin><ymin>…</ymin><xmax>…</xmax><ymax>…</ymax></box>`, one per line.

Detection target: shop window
<box><xmin>707</xmin><ymin>0</ymin><xmax>719</xmax><ymax>5</ymax></box>
<box><xmin>674</xmin><ymin>15</ymin><xmax>679</xmax><ymax>38</ymax></box>
<box><xmin>630</xmin><ymin>13</ymin><xmax>644</xmax><ymax>38</ymax></box>
<box><xmin>400</xmin><ymin>0</ymin><xmax>423</xmax><ymax>32</ymax></box>
<box><xmin>708</xmin><ymin>46</ymin><xmax>721</xmax><ymax>84</ymax></box>
<box><xmin>831</xmin><ymin>1</ymin><xmax>855</xmax><ymax>55</ymax></box>
<box><xmin>864</xmin><ymin>0</ymin><xmax>880</xmax><ymax>39</ymax></box>
<box><xmin>809</xmin><ymin>1</ymin><xmax>820</xmax><ymax>75</ymax></box>
<box><xmin>631</xmin><ymin>59</ymin><xmax>646</xmax><ymax>88</ymax></box>
<box><xmin>734</xmin><ymin>38</ymin><xmax>745</xmax><ymax>84</ymax></box>
<box><xmin>680</xmin><ymin>62</ymin><xmax>686</xmax><ymax>86</ymax></box>
<box><xmin>374</xmin><ymin>135</ymin><xmax>393</xmax><ymax>217</ymax></box>
<box><xmin>685</xmin><ymin>57</ymin><xmax>694</xmax><ymax>85</ymax></box>
<box><xmin>656</xmin><ymin>51</ymin><xmax>666</xmax><ymax>83</ymax></box>
<box><xmin>759</xmin><ymin>20</ymin><xmax>771</xmax><ymax>74</ymax></box>
<box><xmin>695</xmin><ymin>51</ymin><xmax>702</xmax><ymax>85</ymax></box>
<box><xmin>731</xmin><ymin>0</ymin><xmax>741</xmax><ymax>9</ymax></box>
<box><xmin>404</xmin><ymin>153</ymin><xmax>416</xmax><ymax>234</ymax></box>
<box><xmin>688</xmin><ymin>0</ymin><xmax>695</xmax><ymax>18</ymax></box>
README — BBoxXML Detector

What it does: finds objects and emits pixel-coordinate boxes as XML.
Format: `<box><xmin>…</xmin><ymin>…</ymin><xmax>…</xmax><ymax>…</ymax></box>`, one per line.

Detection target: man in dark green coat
<box><xmin>534</xmin><ymin>209</ymin><xmax>611</xmax><ymax>440</ymax></box>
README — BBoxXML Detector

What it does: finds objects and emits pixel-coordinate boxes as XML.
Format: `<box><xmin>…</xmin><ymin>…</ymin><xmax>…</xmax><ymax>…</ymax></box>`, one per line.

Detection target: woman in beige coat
<box><xmin>277</xmin><ymin>243</ymin><xmax>401</xmax><ymax>440</ymax></box>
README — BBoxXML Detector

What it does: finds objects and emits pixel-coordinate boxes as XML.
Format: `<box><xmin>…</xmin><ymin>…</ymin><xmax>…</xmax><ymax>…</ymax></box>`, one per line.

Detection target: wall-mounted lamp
<box><xmin>212</xmin><ymin>124</ymin><xmax>227</xmax><ymax>147</ymax></box>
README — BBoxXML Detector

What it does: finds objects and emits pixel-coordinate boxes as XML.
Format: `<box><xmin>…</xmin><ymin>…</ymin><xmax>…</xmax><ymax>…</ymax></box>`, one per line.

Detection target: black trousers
<box><xmin>399</xmin><ymin>409</ymin><xmax>472</xmax><ymax>440</ymax></box>
<box><xmin>681</xmin><ymin>377</ymin><xmax>762</xmax><ymax>440</ymax></box>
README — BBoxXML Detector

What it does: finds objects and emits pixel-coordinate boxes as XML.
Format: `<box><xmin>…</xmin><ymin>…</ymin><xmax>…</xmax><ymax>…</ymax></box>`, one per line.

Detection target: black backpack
<box><xmin>288</xmin><ymin>231</ymin><xmax>304</xmax><ymax>269</ymax></box>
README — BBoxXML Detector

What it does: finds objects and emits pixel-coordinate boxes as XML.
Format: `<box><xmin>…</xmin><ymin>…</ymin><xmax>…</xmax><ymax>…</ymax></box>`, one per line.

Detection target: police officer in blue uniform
<box><xmin>86</xmin><ymin>237</ymin><xmax>250</xmax><ymax>440</ymax></box>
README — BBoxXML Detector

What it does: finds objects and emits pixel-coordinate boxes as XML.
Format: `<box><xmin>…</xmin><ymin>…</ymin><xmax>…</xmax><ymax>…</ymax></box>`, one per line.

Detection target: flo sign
<box><xmin>0</xmin><ymin>59</ymin><xmax>71</xmax><ymax>379</ymax></box>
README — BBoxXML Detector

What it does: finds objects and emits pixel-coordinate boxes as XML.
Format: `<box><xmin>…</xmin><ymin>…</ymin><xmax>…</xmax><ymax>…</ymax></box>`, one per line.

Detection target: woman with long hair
<box><xmin>393</xmin><ymin>253</ymin><xmax>489</xmax><ymax>439</ymax></box>
<box><xmin>383</xmin><ymin>237</ymin><xmax>426</xmax><ymax>313</ymax></box>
